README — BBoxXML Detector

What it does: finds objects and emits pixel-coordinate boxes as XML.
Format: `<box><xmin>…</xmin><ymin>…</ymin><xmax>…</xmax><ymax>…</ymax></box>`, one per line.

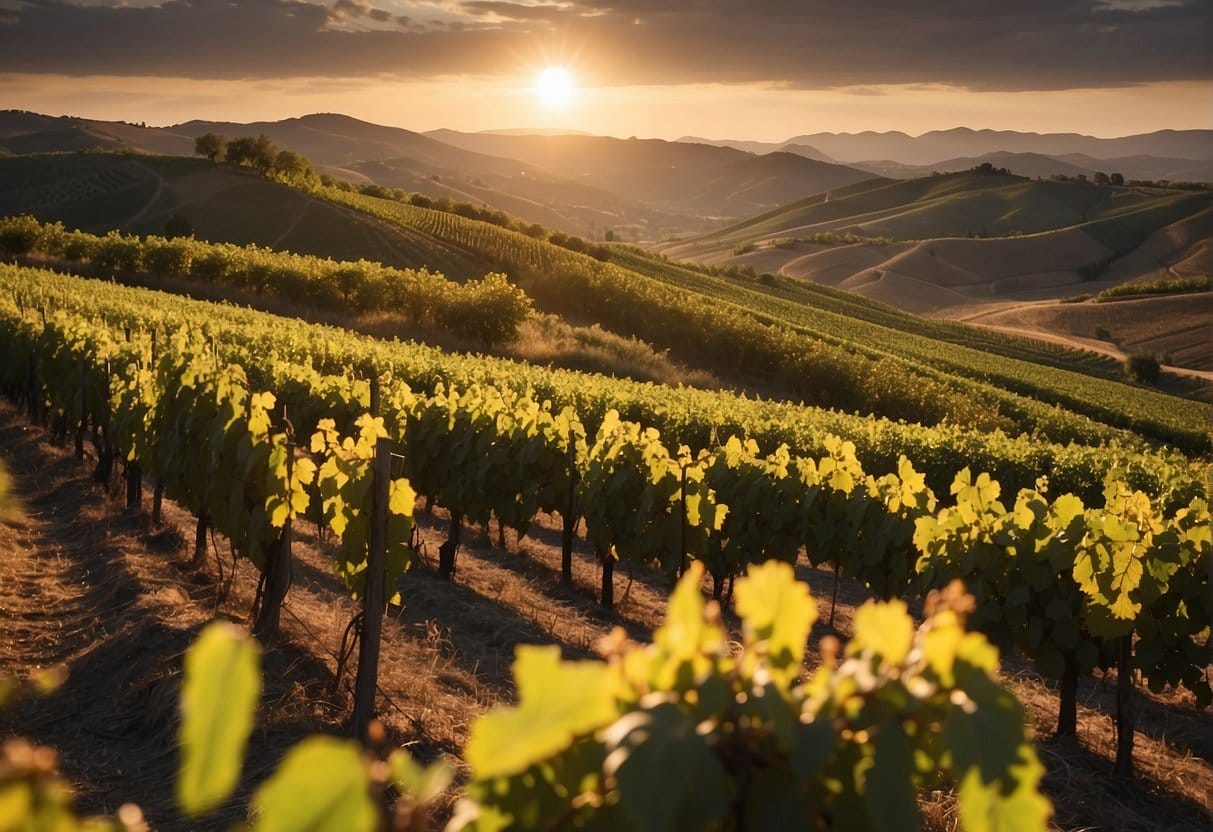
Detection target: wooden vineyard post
<box><xmin>26</xmin><ymin>352</ymin><xmax>37</xmax><ymax>423</ymax></box>
<box><xmin>438</xmin><ymin>513</ymin><xmax>462</xmax><ymax>580</ymax></box>
<box><xmin>1114</xmin><ymin>634</ymin><xmax>1135</xmax><ymax>777</ymax></box>
<box><xmin>192</xmin><ymin>513</ymin><xmax>210</xmax><ymax>568</ymax></box>
<box><xmin>74</xmin><ymin>355</ymin><xmax>86</xmax><ymax>460</ymax></box>
<box><xmin>1056</xmin><ymin>652</ymin><xmax>1078</xmax><ymax>738</ymax></box>
<box><xmin>600</xmin><ymin>548</ymin><xmax>615</xmax><ymax>608</ymax></box>
<box><xmin>679</xmin><ymin>462</ymin><xmax>688</xmax><ymax>578</ymax></box>
<box><xmin>253</xmin><ymin>427</ymin><xmax>294</xmax><ymax>642</ymax></box>
<box><xmin>152</xmin><ymin>480</ymin><xmax>164</xmax><ymax>525</ymax></box>
<box><xmin>126</xmin><ymin>459</ymin><xmax>142</xmax><ymax>509</ymax></box>
<box><xmin>353</xmin><ymin>436</ymin><xmax>391</xmax><ymax>742</ymax></box>
<box><xmin>561</xmin><ymin>436</ymin><xmax>578</xmax><ymax>586</ymax></box>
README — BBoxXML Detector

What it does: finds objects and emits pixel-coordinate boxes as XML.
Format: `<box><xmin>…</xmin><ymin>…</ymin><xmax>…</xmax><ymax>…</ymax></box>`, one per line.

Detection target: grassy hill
<box><xmin>656</xmin><ymin>173</ymin><xmax>1213</xmax><ymax>331</ymax></box>
<box><xmin>0</xmin><ymin>152</ymin><xmax>490</xmax><ymax>276</ymax></box>
<box><xmin>666</xmin><ymin>172</ymin><xmax>1201</xmax><ymax>248</ymax></box>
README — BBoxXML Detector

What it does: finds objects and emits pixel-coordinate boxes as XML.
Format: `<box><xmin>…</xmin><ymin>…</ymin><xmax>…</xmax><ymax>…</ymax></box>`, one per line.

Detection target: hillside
<box><xmin>424</xmin><ymin>129</ymin><xmax>874</xmax><ymax>217</ymax></box>
<box><xmin>658</xmin><ymin>173</ymin><xmax>1212</xmax><ymax>304</ymax></box>
<box><xmin>0</xmin><ymin>153</ymin><xmax>490</xmax><ymax>276</ymax></box>
<box><xmin>782</xmin><ymin>127</ymin><xmax>1213</xmax><ymax>166</ymax></box>
<box><xmin>311</xmin><ymin>184</ymin><xmax>1211</xmax><ymax>452</ymax></box>
<box><xmin>676</xmin><ymin>128</ymin><xmax>1213</xmax><ymax>180</ymax></box>
<box><xmin>347</xmin><ymin>157</ymin><xmax>697</xmax><ymax>242</ymax></box>
<box><xmin>2</xmin><ymin>149</ymin><xmax>1207</xmax><ymax>450</ymax></box>
<box><xmin>654</xmin><ymin>172</ymin><xmax>1212</xmax><ymax>369</ymax></box>
<box><xmin>851</xmin><ymin>152</ymin><xmax>1213</xmax><ymax>183</ymax></box>
<box><xmin>0</xmin><ymin>111</ymin><xmax>723</xmax><ymax>238</ymax></box>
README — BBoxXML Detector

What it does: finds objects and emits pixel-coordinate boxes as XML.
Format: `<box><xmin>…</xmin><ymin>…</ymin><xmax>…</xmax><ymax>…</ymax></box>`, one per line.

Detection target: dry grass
<box><xmin>0</xmin><ymin>399</ymin><xmax>1209</xmax><ymax>831</ymax></box>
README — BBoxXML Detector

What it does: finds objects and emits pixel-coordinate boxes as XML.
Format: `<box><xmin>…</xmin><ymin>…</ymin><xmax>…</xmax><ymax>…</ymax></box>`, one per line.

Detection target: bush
<box><xmin>1124</xmin><ymin>352</ymin><xmax>1161</xmax><ymax>384</ymax></box>
<box><xmin>91</xmin><ymin>231</ymin><xmax>143</xmax><ymax>275</ymax></box>
<box><xmin>0</xmin><ymin>214</ymin><xmax>47</xmax><ymax>256</ymax></box>
<box><xmin>436</xmin><ymin>272</ymin><xmax>533</xmax><ymax>347</ymax></box>
<box><xmin>143</xmin><ymin>236</ymin><xmax>194</xmax><ymax>275</ymax></box>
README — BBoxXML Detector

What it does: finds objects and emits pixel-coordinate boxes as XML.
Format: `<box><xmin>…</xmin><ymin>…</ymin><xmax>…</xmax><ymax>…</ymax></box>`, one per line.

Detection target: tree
<box><xmin>194</xmin><ymin>133</ymin><xmax>226</xmax><ymax>162</ymax></box>
<box><xmin>226</xmin><ymin>134</ymin><xmax>277</xmax><ymax>175</ymax></box>
<box><xmin>271</xmin><ymin>150</ymin><xmax>318</xmax><ymax>188</ymax></box>
<box><xmin>1110</xmin><ymin>172</ymin><xmax>1125</xmax><ymax>186</ymax></box>
<box><xmin>604</xmin><ymin>229</ymin><xmax>615</xmax><ymax>242</ymax></box>
<box><xmin>1093</xmin><ymin>171</ymin><xmax>1110</xmax><ymax>185</ymax></box>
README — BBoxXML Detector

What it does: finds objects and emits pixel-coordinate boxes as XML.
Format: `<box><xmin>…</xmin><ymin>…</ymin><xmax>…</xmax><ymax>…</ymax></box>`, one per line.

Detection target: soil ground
<box><xmin>0</xmin><ymin>400</ymin><xmax>1209</xmax><ymax>830</ymax></box>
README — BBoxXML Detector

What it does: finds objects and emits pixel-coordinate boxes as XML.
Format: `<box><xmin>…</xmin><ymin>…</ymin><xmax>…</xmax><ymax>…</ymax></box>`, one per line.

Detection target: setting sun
<box><xmin>534</xmin><ymin>66</ymin><xmax>575</xmax><ymax>109</ymax></box>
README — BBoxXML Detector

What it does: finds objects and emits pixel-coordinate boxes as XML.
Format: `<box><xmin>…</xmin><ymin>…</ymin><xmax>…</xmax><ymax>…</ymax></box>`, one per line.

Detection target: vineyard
<box><xmin>0</xmin><ymin>215</ymin><xmax>532</xmax><ymax>348</ymax></box>
<box><xmin>318</xmin><ymin>187</ymin><xmax>1211</xmax><ymax>453</ymax></box>
<box><xmin>0</xmin><ymin>260</ymin><xmax>1208</xmax><ymax>824</ymax></box>
<box><xmin>1</xmin><ymin>263</ymin><xmax>1203</xmax><ymax>506</ymax></box>
<box><xmin>0</xmin><ymin>182</ymin><xmax>1210</xmax><ymax>829</ymax></box>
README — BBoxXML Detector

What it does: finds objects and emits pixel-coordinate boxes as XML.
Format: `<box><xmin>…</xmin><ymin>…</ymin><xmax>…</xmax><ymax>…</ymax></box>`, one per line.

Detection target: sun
<box><xmin>534</xmin><ymin>66</ymin><xmax>575</xmax><ymax>109</ymax></box>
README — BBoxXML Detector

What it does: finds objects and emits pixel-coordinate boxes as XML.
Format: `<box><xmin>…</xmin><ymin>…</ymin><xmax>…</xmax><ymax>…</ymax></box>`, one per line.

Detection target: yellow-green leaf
<box><xmin>465</xmin><ymin>646</ymin><xmax>619</xmax><ymax>779</ymax></box>
<box><xmin>850</xmin><ymin>600</ymin><xmax>914</xmax><ymax>667</ymax></box>
<box><xmin>177</xmin><ymin>621</ymin><xmax>262</xmax><ymax>817</ymax></box>
<box><xmin>251</xmin><ymin>737</ymin><xmax>376</xmax><ymax>832</ymax></box>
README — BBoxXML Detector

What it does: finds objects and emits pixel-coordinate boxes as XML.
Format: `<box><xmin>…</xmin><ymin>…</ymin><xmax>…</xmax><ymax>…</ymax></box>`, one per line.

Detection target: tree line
<box><xmin>194</xmin><ymin>132</ymin><xmax>318</xmax><ymax>189</ymax></box>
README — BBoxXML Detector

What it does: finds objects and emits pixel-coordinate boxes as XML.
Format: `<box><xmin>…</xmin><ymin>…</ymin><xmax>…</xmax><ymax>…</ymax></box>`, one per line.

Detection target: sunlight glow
<box><xmin>534</xmin><ymin>66</ymin><xmax>575</xmax><ymax>109</ymax></box>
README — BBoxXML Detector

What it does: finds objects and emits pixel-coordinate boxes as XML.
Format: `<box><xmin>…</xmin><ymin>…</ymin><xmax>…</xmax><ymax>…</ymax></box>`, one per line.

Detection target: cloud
<box><xmin>0</xmin><ymin>0</ymin><xmax>1206</xmax><ymax>90</ymax></box>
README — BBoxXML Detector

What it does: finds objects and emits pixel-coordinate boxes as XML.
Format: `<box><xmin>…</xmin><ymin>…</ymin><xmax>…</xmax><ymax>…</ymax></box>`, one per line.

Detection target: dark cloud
<box><xmin>0</xmin><ymin>0</ymin><xmax>1206</xmax><ymax>89</ymax></box>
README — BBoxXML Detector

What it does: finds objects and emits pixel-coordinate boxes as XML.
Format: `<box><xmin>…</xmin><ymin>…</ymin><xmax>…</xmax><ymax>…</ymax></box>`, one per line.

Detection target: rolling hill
<box><xmin>8</xmin><ymin>111</ymin><xmax>828</xmax><ymax>238</ymax></box>
<box><xmin>849</xmin><ymin>152</ymin><xmax>1213</xmax><ymax>183</ymax></box>
<box><xmin>654</xmin><ymin>171</ymin><xmax>1212</xmax><ymax>366</ymax></box>
<box><xmin>0</xmin><ymin>152</ymin><xmax>489</xmax><ymax>277</ymax></box>
<box><xmin>677</xmin><ymin>128</ymin><xmax>1213</xmax><ymax>183</ymax></box>
<box><xmin>423</xmin><ymin>130</ymin><xmax>875</xmax><ymax>217</ymax></box>
<box><xmin>780</xmin><ymin>127</ymin><xmax>1213</xmax><ymax>166</ymax></box>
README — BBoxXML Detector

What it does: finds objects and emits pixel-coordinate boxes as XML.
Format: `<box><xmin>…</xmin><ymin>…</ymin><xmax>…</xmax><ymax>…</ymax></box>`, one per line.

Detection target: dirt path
<box><xmin>268</xmin><ymin>191</ymin><xmax>310</xmax><ymax>250</ymax></box>
<box><xmin>123</xmin><ymin>162</ymin><xmax>168</xmax><ymax>227</ymax></box>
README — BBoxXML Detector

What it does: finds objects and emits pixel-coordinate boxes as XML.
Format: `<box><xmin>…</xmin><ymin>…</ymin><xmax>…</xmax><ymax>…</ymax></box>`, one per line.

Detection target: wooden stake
<box><xmin>353</xmin><ymin>437</ymin><xmax>391</xmax><ymax>742</ymax></box>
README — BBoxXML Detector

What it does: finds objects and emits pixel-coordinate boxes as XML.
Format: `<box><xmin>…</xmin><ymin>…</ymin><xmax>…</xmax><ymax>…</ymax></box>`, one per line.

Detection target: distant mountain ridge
<box><xmin>416</xmin><ymin>129</ymin><xmax>877</xmax><ymax>217</ymax></box>
<box><xmin>849</xmin><ymin>151</ymin><xmax>1213</xmax><ymax>184</ymax></box>
<box><xmin>678</xmin><ymin>127</ymin><xmax>1213</xmax><ymax>168</ymax></box>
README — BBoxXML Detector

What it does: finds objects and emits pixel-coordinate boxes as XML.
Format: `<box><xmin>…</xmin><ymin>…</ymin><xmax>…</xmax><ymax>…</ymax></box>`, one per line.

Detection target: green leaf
<box><xmin>251</xmin><ymin>737</ymin><xmax>376</xmax><ymax>832</ymax></box>
<box><xmin>944</xmin><ymin>671</ymin><xmax>1051</xmax><ymax>831</ymax></box>
<box><xmin>465</xmin><ymin>646</ymin><xmax>619</xmax><ymax>779</ymax></box>
<box><xmin>790</xmin><ymin>718</ymin><xmax>837</xmax><ymax>781</ymax></box>
<box><xmin>177</xmin><ymin>621</ymin><xmax>262</xmax><ymax>817</ymax></box>
<box><xmin>735</xmin><ymin>561</ymin><xmax>817</xmax><ymax>685</ymax></box>
<box><xmin>864</xmin><ymin>718</ymin><xmax>918</xmax><ymax>832</ymax></box>
<box><xmin>850</xmin><ymin>600</ymin><xmax>914</xmax><ymax>667</ymax></box>
<box><xmin>388</xmin><ymin>751</ymin><xmax>455</xmax><ymax>804</ymax></box>
<box><xmin>602</xmin><ymin>703</ymin><xmax>729</xmax><ymax>832</ymax></box>
<box><xmin>953</xmin><ymin>748</ymin><xmax>1053</xmax><ymax>832</ymax></box>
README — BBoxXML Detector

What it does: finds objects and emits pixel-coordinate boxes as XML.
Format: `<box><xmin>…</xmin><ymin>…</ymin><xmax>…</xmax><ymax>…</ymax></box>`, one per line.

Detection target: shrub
<box><xmin>0</xmin><ymin>214</ymin><xmax>47</xmax><ymax>256</ymax></box>
<box><xmin>436</xmin><ymin>272</ymin><xmax>533</xmax><ymax>348</ymax></box>
<box><xmin>1124</xmin><ymin>352</ymin><xmax>1161</xmax><ymax>384</ymax></box>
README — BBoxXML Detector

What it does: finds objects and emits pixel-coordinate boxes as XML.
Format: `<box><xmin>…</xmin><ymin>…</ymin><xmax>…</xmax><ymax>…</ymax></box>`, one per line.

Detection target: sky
<box><xmin>0</xmin><ymin>0</ymin><xmax>1209</xmax><ymax>140</ymax></box>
